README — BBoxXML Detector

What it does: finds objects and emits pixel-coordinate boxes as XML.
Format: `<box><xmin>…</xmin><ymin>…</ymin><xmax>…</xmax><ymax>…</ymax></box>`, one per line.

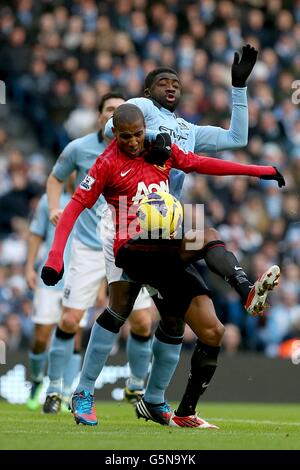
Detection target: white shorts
<box><xmin>32</xmin><ymin>288</ymin><xmax>63</xmax><ymax>325</ymax></box>
<box><xmin>101</xmin><ymin>207</ymin><xmax>152</xmax><ymax>310</ymax></box>
<box><xmin>63</xmin><ymin>238</ymin><xmax>106</xmax><ymax>310</ymax></box>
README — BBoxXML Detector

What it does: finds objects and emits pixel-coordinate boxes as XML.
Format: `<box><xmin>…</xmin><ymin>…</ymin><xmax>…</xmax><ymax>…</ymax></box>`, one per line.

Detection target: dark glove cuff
<box><xmin>41</xmin><ymin>266</ymin><xmax>64</xmax><ymax>286</ymax></box>
<box><xmin>232</xmin><ymin>78</ymin><xmax>246</xmax><ymax>87</ymax></box>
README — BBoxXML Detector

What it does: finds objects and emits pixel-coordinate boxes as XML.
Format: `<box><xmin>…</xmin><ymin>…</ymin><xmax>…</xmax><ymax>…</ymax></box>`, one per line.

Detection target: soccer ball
<box><xmin>137</xmin><ymin>191</ymin><xmax>183</xmax><ymax>237</ymax></box>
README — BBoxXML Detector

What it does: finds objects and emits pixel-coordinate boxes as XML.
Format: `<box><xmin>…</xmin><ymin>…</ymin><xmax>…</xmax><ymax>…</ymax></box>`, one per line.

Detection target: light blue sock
<box><xmin>75</xmin><ymin>322</ymin><xmax>118</xmax><ymax>395</ymax></box>
<box><xmin>126</xmin><ymin>333</ymin><xmax>153</xmax><ymax>390</ymax></box>
<box><xmin>29</xmin><ymin>351</ymin><xmax>48</xmax><ymax>383</ymax></box>
<box><xmin>47</xmin><ymin>331</ymin><xmax>75</xmax><ymax>395</ymax></box>
<box><xmin>144</xmin><ymin>337</ymin><xmax>182</xmax><ymax>404</ymax></box>
<box><xmin>63</xmin><ymin>352</ymin><xmax>82</xmax><ymax>399</ymax></box>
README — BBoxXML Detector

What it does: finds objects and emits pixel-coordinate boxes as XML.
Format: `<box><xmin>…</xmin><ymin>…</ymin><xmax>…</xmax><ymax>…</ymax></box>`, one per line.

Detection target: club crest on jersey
<box><xmin>80</xmin><ymin>174</ymin><xmax>95</xmax><ymax>191</ymax></box>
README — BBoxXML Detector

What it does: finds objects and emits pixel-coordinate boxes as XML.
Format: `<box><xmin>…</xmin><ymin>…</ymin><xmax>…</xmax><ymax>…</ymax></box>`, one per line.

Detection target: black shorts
<box><xmin>116</xmin><ymin>238</ymin><xmax>211</xmax><ymax>317</ymax></box>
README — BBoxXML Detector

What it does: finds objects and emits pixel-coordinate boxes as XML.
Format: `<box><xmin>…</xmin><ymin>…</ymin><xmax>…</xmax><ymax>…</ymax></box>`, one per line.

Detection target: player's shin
<box><xmin>62</xmin><ymin>349</ymin><xmax>82</xmax><ymax>403</ymax></box>
<box><xmin>29</xmin><ymin>350</ymin><xmax>47</xmax><ymax>384</ymax></box>
<box><xmin>143</xmin><ymin>323</ymin><xmax>183</xmax><ymax>405</ymax></box>
<box><xmin>27</xmin><ymin>351</ymin><xmax>47</xmax><ymax>409</ymax></box>
<box><xmin>176</xmin><ymin>340</ymin><xmax>220</xmax><ymax>417</ymax></box>
<box><xmin>126</xmin><ymin>332</ymin><xmax>152</xmax><ymax>393</ymax></box>
<box><xmin>47</xmin><ymin>327</ymin><xmax>76</xmax><ymax>395</ymax></box>
<box><xmin>75</xmin><ymin>308</ymin><xmax>126</xmax><ymax>394</ymax></box>
<box><xmin>203</xmin><ymin>240</ymin><xmax>252</xmax><ymax>302</ymax></box>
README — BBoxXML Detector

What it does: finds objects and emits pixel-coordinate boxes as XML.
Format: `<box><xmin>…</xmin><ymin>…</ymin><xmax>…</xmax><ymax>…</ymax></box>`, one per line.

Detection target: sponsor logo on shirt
<box><xmin>178</xmin><ymin>121</ymin><xmax>189</xmax><ymax>130</ymax></box>
<box><xmin>132</xmin><ymin>180</ymin><xmax>169</xmax><ymax>204</ymax></box>
<box><xmin>121</xmin><ymin>169</ymin><xmax>132</xmax><ymax>177</ymax></box>
<box><xmin>159</xmin><ymin>125</ymin><xmax>188</xmax><ymax>142</ymax></box>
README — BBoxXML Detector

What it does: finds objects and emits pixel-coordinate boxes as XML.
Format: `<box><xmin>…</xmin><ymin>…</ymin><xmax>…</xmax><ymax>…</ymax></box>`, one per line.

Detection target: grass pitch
<box><xmin>0</xmin><ymin>401</ymin><xmax>300</xmax><ymax>450</ymax></box>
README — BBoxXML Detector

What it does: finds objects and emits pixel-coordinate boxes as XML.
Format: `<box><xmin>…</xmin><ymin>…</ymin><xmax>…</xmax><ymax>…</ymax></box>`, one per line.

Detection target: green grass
<box><xmin>1</xmin><ymin>401</ymin><xmax>300</xmax><ymax>450</ymax></box>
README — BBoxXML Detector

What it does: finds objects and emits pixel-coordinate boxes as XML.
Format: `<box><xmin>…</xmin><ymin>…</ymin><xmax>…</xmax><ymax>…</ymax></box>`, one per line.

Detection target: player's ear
<box><xmin>144</xmin><ymin>88</ymin><xmax>151</xmax><ymax>98</ymax></box>
<box><xmin>112</xmin><ymin>127</ymin><xmax>116</xmax><ymax>136</ymax></box>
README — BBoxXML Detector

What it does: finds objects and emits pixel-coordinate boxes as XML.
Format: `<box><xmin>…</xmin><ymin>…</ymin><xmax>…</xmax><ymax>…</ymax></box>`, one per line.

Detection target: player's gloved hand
<box><xmin>145</xmin><ymin>133</ymin><xmax>172</xmax><ymax>166</ymax></box>
<box><xmin>231</xmin><ymin>44</ymin><xmax>258</xmax><ymax>87</ymax></box>
<box><xmin>260</xmin><ymin>167</ymin><xmax>285</xmax><ymax>188</ymax></box>
<box><xmin>41</xmin><ymin>252</ymin><xmax>64</xmax><ymax>286</ymax></box>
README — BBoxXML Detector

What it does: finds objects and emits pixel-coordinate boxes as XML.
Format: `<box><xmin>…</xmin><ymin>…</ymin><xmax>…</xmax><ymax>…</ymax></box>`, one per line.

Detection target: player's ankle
<box><xmin>175</xmin><ymin>403</ymin><xmax>196</xmax><ymax>417</ymax></box>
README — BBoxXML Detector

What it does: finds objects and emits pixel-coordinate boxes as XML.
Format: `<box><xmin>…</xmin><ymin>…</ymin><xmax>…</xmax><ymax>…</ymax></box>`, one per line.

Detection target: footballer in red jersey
<box><xmin>45</xmin><ymin>105</ymin><xmax>283</xmax><ymax>264</ymax></box>
<box><xmin>41</xmin><ymin>104</ymin><xmax>282</xmax><ymax>428</ymax></box>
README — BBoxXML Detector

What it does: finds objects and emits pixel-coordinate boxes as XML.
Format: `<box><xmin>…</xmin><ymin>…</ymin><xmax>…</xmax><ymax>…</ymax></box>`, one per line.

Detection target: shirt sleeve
<box><xmin>193</xmin><ymin>87</ymin><xmax>248</xmax><ymax>154</ymax></box>
<box><xmin>52</xmin><ymin>140</ymin><xmax>77</xmax><ymax>181</ymax></box>
<box><xmin>171</xmin><ymin>144</ymin><xmax>277</xmax><ymax>178</ymax></box>
<box><xmin>104</xmin><ymin>98</ymin><xmax>155</xmax><ymax>140</ymax></box>
<box><xmin>30</xmin><ymin>194</ymin><xmax>49</xmax><ymax>238</ymax></box>
<box><xmin>72</xmin><ymin>156</ymin><xmax>111</xmax><ymax>208</ymax></box>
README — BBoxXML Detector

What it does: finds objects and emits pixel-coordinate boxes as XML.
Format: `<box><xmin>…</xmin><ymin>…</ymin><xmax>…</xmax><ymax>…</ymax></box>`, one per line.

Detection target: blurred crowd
<box><xmin>0</xmin><ymin>0</ymin><xmax>300</xmax><ymax>358</ymax></box>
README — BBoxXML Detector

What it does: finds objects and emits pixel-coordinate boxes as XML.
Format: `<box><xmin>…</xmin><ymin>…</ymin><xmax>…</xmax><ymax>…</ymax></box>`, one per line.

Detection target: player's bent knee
<box><xmin>129</xmin><ymin>310</ymin><xmax>152</xmax><ymax>336</ymax></box>
<box><xmin>110</xmin><ymin>297</ymin><xmax>135</xmax><ymax>317</ymax></box>
<box><xmin>202</xmin><ymin>322</ymin><xmax>225</xmax><ymax>346</ymax></box>
<box><xmin>156</xmin><ymin>320</ymin><xmax>184</xmax><ymax>345</ymax></box>
<box><xmin>60</xmin><ymin>312</ymin><xmax>81</xmax><ymax>333</ymax></box>
<box><xmin>160</xmin><ymin>317</ymin><xmax>185</xmax><ymax>339</ymax></box>
<box><xmin>130</xmin><ymin>320</ymin><xmax>151</xmax><ymax>337</ymax></box>
<box><xmin>97</xmin><ymin>307</ymin><xmax>127</xmax><ymax>333</ymax></box>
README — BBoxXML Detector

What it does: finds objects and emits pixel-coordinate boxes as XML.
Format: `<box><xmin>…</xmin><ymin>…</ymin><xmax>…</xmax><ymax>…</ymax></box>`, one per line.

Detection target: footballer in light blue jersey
<box><xmin>52</xmin><ymin>131</ymin><xmax>106</xmax><ymax>250</ymax></box>
<box><xmin>30</xmin><ymin>193</ymin><xmax>72</xmax><ymax>291</ymax></box>
<box><xmin>105</xmin><ymin>78</ymin><xmax>248</xmax><ymax>198</ymax></box>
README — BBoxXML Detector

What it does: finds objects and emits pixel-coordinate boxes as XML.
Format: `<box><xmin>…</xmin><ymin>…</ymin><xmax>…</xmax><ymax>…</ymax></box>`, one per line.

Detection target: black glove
<box><xmin>231</xmin><ymin>44</ymin><xmax>258</xmax><ymax>87</ymax></box>
<box><xmin>145</xmin><ymin>133</ymin><xmax>172</xmax><ymax>166</ymax></box>
<box><xmin>41</xmin><ymin>265</ymin><xmax>64</xmax><ymax>286</ymax></box>
<box><xmin>260</xmin><ymin>167</ymin><xmax>285</xmax><ymax>188</ymax></box>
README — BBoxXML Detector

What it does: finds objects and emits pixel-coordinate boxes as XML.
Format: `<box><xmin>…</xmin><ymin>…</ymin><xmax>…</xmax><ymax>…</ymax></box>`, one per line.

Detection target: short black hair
<box><xmin>98</xmin><ymin>92</ymin><xmax>126</xmax><ymax>113</ymax></box>
<box><xmin>144</xmin><ymin>67</ymin><xmax>179</xmax><ymax>89</ymax></box>
<box><xmin>112</xmin><ymin>103</ymin><xmax>145</xmax><ymax>129</ymax></box>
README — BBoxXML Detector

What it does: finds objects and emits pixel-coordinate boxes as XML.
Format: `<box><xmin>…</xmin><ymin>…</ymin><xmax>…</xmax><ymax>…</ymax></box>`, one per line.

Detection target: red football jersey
<box><xmin>73</xmin><ymin>139</ymin><xmax>276</xmax><ymax>254</ymax></box>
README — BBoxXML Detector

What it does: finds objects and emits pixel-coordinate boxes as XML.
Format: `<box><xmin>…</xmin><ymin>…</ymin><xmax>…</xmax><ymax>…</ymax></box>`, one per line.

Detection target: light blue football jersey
<box><xmin>105</xmin><ymin>88</ymin><xmax>248</xmax><ymax>198</ymax></box>
<box><xmin>52</xmin><ymin>132</ymin><xmax>106</xmax><ymax>250</ymax></box>
<box><xmin>30</xmin><ymin>193</ymin><xmax>72</xmax><ymax>291</ymax></box>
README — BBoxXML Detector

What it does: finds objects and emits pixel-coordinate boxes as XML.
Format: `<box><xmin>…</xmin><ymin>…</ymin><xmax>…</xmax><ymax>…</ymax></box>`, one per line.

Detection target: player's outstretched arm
<box><xmin>171</xmin><ymin>144</ymin><xmax>285</xmax><ymax>186</ymax></box>
<box><xmin>194</xmin><ymin>44</ymin><xmax>258</xmax><ymax>154</ymax></box>
<box><xmin>41</xmin><ymin>199</ymin><xmax>85</xmax><ymax>286</ymax></box>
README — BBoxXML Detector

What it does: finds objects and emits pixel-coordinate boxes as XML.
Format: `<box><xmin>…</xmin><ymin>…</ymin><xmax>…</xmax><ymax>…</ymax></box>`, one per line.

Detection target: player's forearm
<box><xmin>173</xmin><ymin>144</ymin><xmax>276</xmax><ymax>177</ymax></box>
<box><xmin>194</xmin><ymin>157</ymin><xmax>277</xmax><ymax>177</ymax></box>
<box><xmin>47</xmin><ymin>173</ymin><xmax>64</xmax><ymax>211</ymax></box>
<box><xmin>45</xmin><ymin>199</ymin><xmax>85</xmax><ymax>272</ymax></box>
<box><xmin>216</xmin><ymin>87</ymin><xmax>248</xmax><ymax>150</ymax></box>
<box><xmin>26</xmin><ymin>233</ymin><xmax>42</xmax><ymax>270</ymax></box>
